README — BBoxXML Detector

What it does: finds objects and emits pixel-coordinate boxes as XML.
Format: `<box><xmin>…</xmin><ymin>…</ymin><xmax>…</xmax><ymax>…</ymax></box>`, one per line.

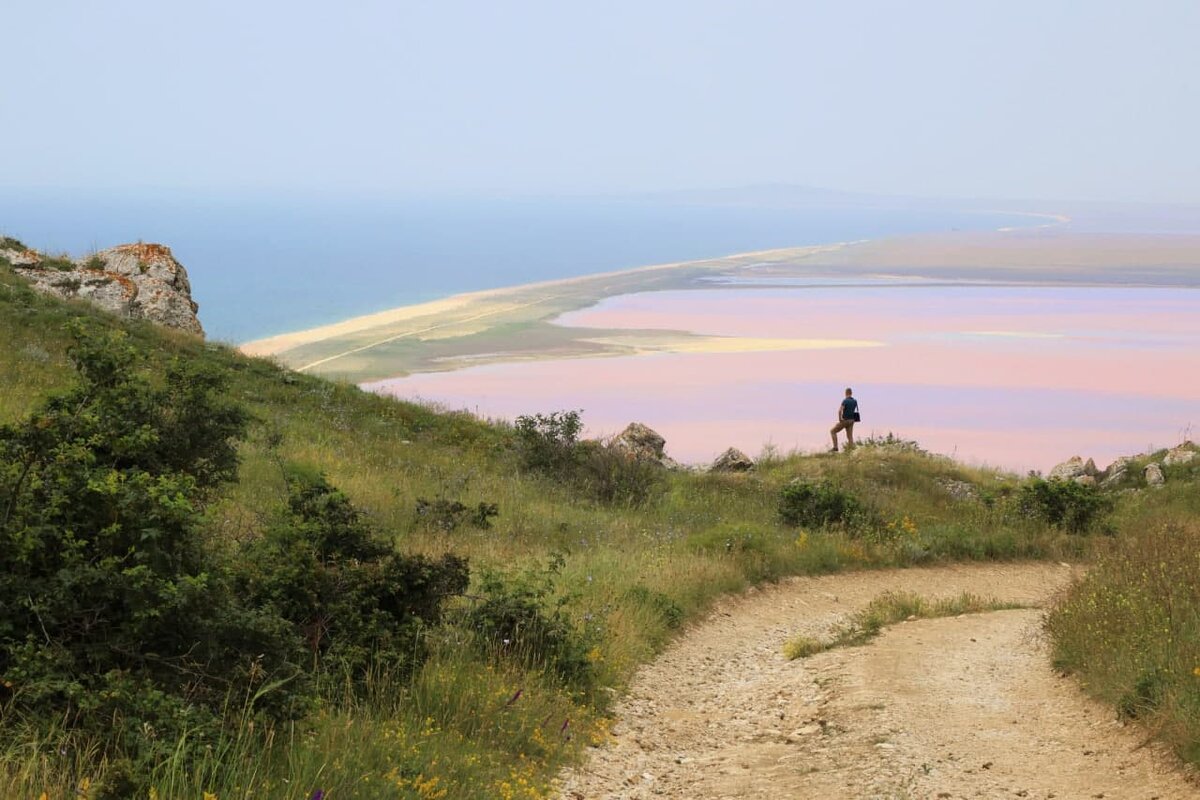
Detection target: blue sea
<box><xmin>0</xmin><ymin>190</ymin><xmax>1030</xmax><ymax>343</ymax></box>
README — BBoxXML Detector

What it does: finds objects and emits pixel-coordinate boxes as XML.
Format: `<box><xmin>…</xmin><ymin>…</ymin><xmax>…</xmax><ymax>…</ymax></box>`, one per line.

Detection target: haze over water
<box><xmin>0</xmin><ymin>192</ymin><xmax>1026</xmax><ymax>342</ymax></box>
<box><xmin>375</xmin><ymin>284</ymin><xmax>1200</xmax><ymax>473</ymax></box>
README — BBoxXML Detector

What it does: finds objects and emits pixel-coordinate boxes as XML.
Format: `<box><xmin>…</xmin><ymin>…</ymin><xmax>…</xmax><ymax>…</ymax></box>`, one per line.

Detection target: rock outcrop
<box><xmin>1144</xmin><ymin>462</ymin><xmax>1166</xmax><ymax>487</ymax></box>
<box><xmin>612</xmin><ymin>423</ymin><xmax>668</xmax><ymax>462</ymax></box>
<box><xmin>1100</xmin><ymin>456</ymin><xmax>1133</xmax><ymax>488</ymax></box>
<box><xmin>1048</xmin><ymin>456</ymin><xmax>1099</xmax><ymax>482</ymax></box>
<box><xmin>710</xmin><ymin>447</ymin><xmax>754</xmax><ymax>473</ymax></box>
<box><xmin>610</xmin><ymin>423</ymin><xmax>683</xmax><ymax>469</ymax></box>
<box><xmin>1</xmin><ymin>240</ymin><xmax>203</xmax><ymax>336</ymax></box>
<box><xmin>936</xmin><ymin>478</ymin><xmax>979</xmax><ymax>501</ymax></box>
<box><xmin>1163</xmin><ymin>441</ymin><xmax>1198</xmax><ymax>466</ymax></box>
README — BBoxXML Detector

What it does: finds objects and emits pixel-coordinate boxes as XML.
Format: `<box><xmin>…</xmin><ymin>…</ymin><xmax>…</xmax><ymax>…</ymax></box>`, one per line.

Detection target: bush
<box><xmin>463</xmin><ymin>556</ymin><xmax>601</xmax><ymax>696</ymax></box>
<box><xmin>514</xmin><ymin>410</ymin><xmax>583</xmax><ymax>475</ymax></box>
<box><xmin>575</xmin><ymin>439</ymin><xmax>664</xmax><ymax>506</ymax></box>
<box><xmin>236</xmin><ymin>467</ymin><xmax>470</xmax><ymax>683</ymax></box>
<box><xmin>779</xmin><ymin>480</ymin><xmax>866</xmax><ymax>529</ymax></box>
<box><xmin>415</xmin><ymin>497</ymin><xmax>499</xmax><ymax>531</ymax></box>
<box><xmin>0</xmin><ymin>324</ymin><xmax>289</xmax><ymax>768</ymax></box>
<box><xmin>1017</xmin><ymin>477</ymin><xmax>1112</xmax><ymax>534</ymax></box>
<box><xmin>514</xmin><ymin>410</ymin><xmax>663</xmax><ymax>506</ymax></box>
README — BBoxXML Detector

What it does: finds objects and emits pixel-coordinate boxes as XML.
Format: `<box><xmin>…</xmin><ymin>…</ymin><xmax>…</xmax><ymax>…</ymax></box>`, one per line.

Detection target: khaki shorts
<box><xmin>831</xmin><ymin>420</ymin><xmax>855</xmax><ymax>434</ymax></box>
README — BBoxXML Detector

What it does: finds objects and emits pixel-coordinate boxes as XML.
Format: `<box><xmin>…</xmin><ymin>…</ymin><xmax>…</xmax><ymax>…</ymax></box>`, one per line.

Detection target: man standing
<box><xmin>830</xmin><ymin>387</ymin><xmax>858</xmax><ymax>452</ymax></box>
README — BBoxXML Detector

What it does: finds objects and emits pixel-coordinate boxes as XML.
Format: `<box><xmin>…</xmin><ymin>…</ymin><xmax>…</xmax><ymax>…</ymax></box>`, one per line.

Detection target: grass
<box><xmin>784</xmin><ymin>591</ymin><xmax>1028</xmax><ymax>659</ymax></box>
<box><xmin>1047</xmin><ymin>517</ymin><xmax>1200</xmax><ymax>767</ymax></box>
<box><xmin>0</xmin><ymin>259</ymin><xmax>1195</xmax><ymax>797</ymax></box>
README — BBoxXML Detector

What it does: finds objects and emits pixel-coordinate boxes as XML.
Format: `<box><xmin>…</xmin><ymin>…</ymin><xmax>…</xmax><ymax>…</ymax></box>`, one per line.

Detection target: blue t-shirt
<box><xmin>841</xmin><ymin>397</ymin><xmax>858</xmax><ymax>420</ymax></box>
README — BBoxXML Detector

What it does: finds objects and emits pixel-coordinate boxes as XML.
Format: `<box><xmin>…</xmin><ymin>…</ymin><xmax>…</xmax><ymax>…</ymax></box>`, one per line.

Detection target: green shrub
<box><xmin>779</xmin><ymin>480</ymin><xmax>866</xmax><ymax>529</ymax></box>
<box><xmin>236</xmin><ymin>467</ymin><xmax>470</xmax><ymax>683</ymax></box>
<box><xmin>514</xmin><ymin>410</ymin><xmax>663</xmax><ymax>506</ymax></box>
<box><xmin>1017</xmin><ymin>477</ymin><xmax>1112</xmax><ymax>534</ymax></box>
<box><xmin>415</xmin><ymin>497</ymin><xmax>500</xmax><ymax>531</ymax></box>
<box><xmin>514</xmin><ymin>410</ymin><xmax>583</xmax><ymax>475</ymax></box>
<box><xmin>575</xmin><ymin>439</ymin><xmax>664</xmax><ymax>506</ymax></box>
<box><xmin>0</xmin><ymin>237</ymin><xmax>26</xmax><ymax>251</ymax></box>
<box><xmin>0</xmin><ymin>324</ymin><xmax>290</xmax><ymax>770</ymax></box>
<box><xmin>463</xmin><ymin>556</ymin><xmax>601</xmax><ymax>697</ymax></box>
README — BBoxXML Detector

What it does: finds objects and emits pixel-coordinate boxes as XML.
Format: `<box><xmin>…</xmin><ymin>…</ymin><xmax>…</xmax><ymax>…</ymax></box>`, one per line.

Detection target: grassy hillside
<box><xmin>0</xmin><ymin>260</ymin><xmax>1190</xmax><ymax>799</ymax></box>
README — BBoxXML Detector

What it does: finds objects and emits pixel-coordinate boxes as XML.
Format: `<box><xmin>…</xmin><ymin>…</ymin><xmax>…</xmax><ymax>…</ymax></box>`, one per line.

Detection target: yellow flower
<box><xmin>38</xmin><ymin>793</ymin><xmax>49</xmax><ymax>800</ymax></box>
<box><xmin>203</xmin><ymin>793</ymin><xmax>219</xmax><ymax>800</ymax></box>
<box><xmin>1192</xmin><ymin>666</ymin><xmax>1200</xmax><ymax>677</ymax></box>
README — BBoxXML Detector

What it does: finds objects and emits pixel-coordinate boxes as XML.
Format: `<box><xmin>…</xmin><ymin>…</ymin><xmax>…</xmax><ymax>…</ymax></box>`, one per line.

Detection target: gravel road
<box><xmin>556</xmin><ymin>562</ymin><xmax>1197</xmax><ymax>799</ymax></box>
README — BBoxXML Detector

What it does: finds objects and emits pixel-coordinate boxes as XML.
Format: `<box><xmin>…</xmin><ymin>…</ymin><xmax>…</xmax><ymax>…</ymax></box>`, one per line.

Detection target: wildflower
<box><xmin>39</xmin><ymin>794</ymin><xmax>49</xmax><ymax>800</ymax></box>
<box><xmin>310</xmin><ymin>791</ymin><xmax>326</xmax><ymax>800</ymax></box>
<box><xmin>1193</xmin><ymin>666</ymin><xmax>1200</xmax><ymax>677</ymax></box>
<box><xmin>203</xmin><ymin>793</ymin><xmax>218</xmax><ymax>800</ymax></box>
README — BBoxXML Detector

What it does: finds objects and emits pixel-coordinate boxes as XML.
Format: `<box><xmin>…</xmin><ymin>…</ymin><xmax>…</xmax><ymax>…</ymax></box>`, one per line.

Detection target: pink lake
<box><xmin>369</xmin><ymin>286</ymin><xmax>1200</xmax><ymax>472</ymax></box>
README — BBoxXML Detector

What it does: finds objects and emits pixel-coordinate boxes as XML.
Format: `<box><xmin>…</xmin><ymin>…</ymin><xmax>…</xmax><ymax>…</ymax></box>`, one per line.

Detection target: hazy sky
<box><xmin>4</xmin><ymin>1</ymin><xmax>1199</xmax><ymax>202</ymax></box>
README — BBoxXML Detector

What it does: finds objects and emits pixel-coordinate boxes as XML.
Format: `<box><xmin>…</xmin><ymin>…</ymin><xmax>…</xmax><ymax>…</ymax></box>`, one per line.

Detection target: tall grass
<box><xmin>1048</xmin><ymin>518</ymin><xmax>1200</xmax><ymax>766</ymax></box>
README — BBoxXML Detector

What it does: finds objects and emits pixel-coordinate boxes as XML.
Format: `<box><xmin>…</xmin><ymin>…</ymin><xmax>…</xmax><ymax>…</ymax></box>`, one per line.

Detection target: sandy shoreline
<box><xmin>239</xmin><ymin>243</ymin><xmax>843</xmax><ymax>359</ymax></box>
<box><xmin>241</xmin><ymin>228</ymin><xmax>1200</xmax><ymax>383</ymax></box>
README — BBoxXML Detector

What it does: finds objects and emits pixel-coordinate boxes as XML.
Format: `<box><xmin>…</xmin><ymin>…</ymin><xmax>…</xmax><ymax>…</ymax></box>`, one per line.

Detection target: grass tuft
<box><xmin>785</xmin><ymin>591</ymin><xmax>1028</xmax><ymax>659</ymax></box>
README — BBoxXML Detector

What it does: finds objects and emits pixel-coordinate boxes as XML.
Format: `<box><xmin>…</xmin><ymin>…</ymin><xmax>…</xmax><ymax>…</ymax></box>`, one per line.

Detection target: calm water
<box><xmin>373</xmin><ymin>285</ymin><xmax>1200</xmax><ymax>472</ymax></box>
<box><xmin>0</xmin><ymin>190</ymin><xmax>1025</xmax><ymax>341</ymax></box>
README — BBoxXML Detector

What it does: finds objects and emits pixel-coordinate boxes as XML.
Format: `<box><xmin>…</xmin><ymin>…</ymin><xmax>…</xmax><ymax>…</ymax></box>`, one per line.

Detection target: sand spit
<box><xmin>238</xmin><ymin>244</ymin><xmax>843</xmax><ymax>377</ymax></box>
<box><xmin>240</xmin><ymin>230</ymin><xmax>1200</xmax><ymax>383</ymax></box>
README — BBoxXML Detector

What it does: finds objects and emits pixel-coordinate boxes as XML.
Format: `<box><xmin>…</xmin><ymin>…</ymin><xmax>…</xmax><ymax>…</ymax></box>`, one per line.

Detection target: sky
<box><xmin>3</xmin><ymin>1</ymin><xmax>1199</xmax><ymax>203</ymax></box>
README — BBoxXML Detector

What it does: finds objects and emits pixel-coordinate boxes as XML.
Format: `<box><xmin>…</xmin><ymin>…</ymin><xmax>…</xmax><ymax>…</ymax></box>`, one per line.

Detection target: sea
<box><xmin>0</xmin><ymin>189</ymin><xmax>1030</xmax><ymax>343</ymax></box>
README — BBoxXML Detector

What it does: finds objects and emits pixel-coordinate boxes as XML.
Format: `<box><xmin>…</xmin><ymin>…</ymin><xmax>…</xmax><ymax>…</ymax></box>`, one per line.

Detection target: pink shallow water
<box><xmin>368</xmin><ymin>286</ymin><xmax>1200</xmax><ymax>472</ymax></box>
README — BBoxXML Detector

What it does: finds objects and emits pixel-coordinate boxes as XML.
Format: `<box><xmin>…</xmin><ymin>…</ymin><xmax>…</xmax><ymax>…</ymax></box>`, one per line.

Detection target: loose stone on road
<box><xmin>556</xmin><ymin>563</ymin><xmax>1197</xmax><ymax>799</ymax></box>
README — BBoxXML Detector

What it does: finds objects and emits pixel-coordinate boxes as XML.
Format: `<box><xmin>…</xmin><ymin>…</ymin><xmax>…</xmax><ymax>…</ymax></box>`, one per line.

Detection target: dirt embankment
<box><xmin>556</xmin><ymin>563</ymin><xmax>1197</xmax><ymax>799</ymax></box>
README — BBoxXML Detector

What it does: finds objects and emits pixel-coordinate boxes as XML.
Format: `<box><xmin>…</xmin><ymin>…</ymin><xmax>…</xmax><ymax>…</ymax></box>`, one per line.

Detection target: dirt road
<box><xmin>556</xmin><ymin>563</ymin><xmax>1197</xmax><ymax>799</ymax></box>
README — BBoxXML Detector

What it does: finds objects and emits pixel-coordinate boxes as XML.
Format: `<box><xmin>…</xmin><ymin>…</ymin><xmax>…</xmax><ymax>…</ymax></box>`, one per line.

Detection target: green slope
<box><xmin>0</xmin><ymin>261</ymin><xmax>1139</xmax><ymax>799</ymax></box>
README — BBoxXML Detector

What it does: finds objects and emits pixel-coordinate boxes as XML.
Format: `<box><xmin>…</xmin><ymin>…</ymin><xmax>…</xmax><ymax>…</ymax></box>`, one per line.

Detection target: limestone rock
<box><xmin>1048</xmin><ymin>456</ymin><xmax>1098</xmax><ymax>481</ymax></box>
<box><xmin>936</xmin><ymin>478</ymin><xmax>978</xmax><ymax>501</ymax></box>
<box><xmin>1099</xmin><ymin>469</ymin><xmax>1127</xmax><ymax>489</ymax></box>
<box><xmin>1103</xmin><ymin>456</ymin><xmax>1133</xmax><ymax>476</ymax></box>
<box><xmin>1073</xmin><ymin>474</ymin><xmax>1097</xmax><ymax>487</ymax></box>
<box><xmin>612</xmin><ymin>423</ymin><xmax>667</xmax><ymax>462</ymax></box>
<box><xmin>3</xmin><ymin>241</ymin><xmax>203</xmax><ymax>336</ymax></box>
<box><xmin>1163</xmin><ymin>441</ymin><xmax>1198</xmax><ymax>467</ymax></box>
<box><xmin>1144</xmin><ymin>462</ymin><xmax>1165</xmax><ymax>487</ymax></box>
<box><xmin>1098</xmin><ymin>456</ymin><xmax>1134</xmax><ymax>488</ymax></box>
<box><xmin>710</xmin><ymin>447</ymin><xmax>754</xmax><ymax>473</ymax></box>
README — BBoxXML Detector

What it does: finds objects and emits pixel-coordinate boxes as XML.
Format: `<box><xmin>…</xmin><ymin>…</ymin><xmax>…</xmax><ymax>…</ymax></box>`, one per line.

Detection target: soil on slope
<box><xmin>556</xmin><ymin>562</ymin><xmax>1197</xmax><ymax>799</ymax></box>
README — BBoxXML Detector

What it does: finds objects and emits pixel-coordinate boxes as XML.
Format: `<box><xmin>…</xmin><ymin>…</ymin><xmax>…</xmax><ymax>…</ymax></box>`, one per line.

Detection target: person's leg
<box><xmin>845</xmin><ymin>422</ymin><xmax>855</xmax><ymax>448</ymax></box>
<box><xmin>830</xmin><ymin>421</ymin><xmax>845</xmax><ymax>450</ymax></box>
